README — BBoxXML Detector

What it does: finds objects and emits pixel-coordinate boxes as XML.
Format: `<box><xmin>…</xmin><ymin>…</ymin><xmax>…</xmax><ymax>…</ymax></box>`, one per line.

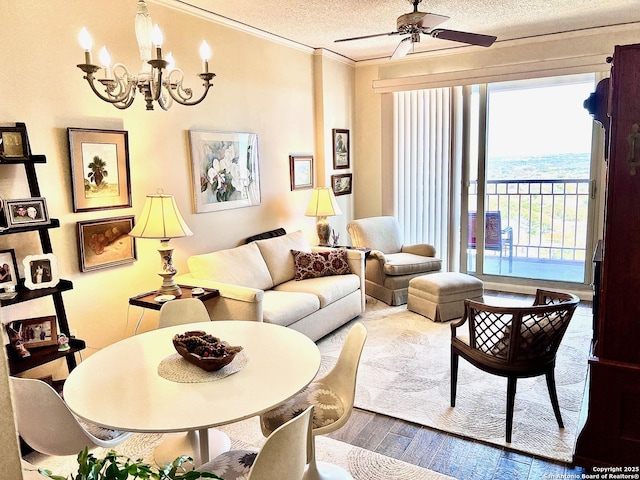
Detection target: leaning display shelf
<box><xmin>1</xmin><ymin>122</ymin><xmax>85</xmax><ymax>375</ymax></box>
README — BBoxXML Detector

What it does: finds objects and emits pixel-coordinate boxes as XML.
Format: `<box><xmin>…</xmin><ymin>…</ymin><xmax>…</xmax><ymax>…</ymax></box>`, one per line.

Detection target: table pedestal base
<box><xmin>154</xmin><ymin>428</ymin><xmax>231</xmax><ymax>467</ymax></box>
<box><xmin>304</xmin><ymin>461</ymin><xmax>354</xmax><ymax>480</ymax></box>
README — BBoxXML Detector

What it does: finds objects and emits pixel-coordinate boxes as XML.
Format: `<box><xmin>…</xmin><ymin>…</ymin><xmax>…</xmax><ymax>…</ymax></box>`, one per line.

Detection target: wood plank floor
<box><xmin>326</xmin><ymin>291</ymin><xmax>592</xmax><ymax>480</ymax></box>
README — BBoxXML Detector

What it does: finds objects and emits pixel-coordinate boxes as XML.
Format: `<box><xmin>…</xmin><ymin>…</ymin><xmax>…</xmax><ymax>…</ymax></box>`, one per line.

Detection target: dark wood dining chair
<box><xmin>450</xmin><ymin>289</ymin><xmax>579</xmax><ymax>442</ymax></box>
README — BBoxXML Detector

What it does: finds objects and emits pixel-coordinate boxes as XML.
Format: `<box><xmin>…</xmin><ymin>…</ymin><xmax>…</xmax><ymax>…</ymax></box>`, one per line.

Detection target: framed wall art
<box><xmin>22</xmin><ymin>253</ymin><xmax>59</xmax><ymax>290</ymax></box>
<box><xmin>4</xmin><ymin>197</ymin><xmax>50</xmax><ymax>228</ymax></box>
<box><xmin>332</xmin><ymin>128</ymin><xmax>350</xmax><ymax>169</ymax></box>
<box><xmin>77</xmin><ymin>216</ymin><xmax>136</xmax><ymax>272</ymax></box>
<box><xmin>7</xmin><ymin>316</ymin><xmax>58</xmax><ymax>348</ymax></box>
<box><xmin>0</xmin><ymin>125</ymin><xmax>28</xmax><ymax>161</ymax></box>
<box><xmin>289</xmin><ymin>154</ymin><xmax>314</xmax><ymax>191</ymax></box>
<box><xmin>189</xmin><ymin>130</ymin><xmax>261</xmax><ymax>213</ymax></box>
<box><xmin>67</xmin><ymin>128</ymin><xmax>132</xmax><ymax>212</ymax></box>
<box><xmin>0</xmin><ymin>248</ymin><xmax>19</xmax><ymax>290</ymax></box>
<box><xmin>331</xmin><ymin>173</ymin><xmax>353</xmax><ymax>196</ymax></box>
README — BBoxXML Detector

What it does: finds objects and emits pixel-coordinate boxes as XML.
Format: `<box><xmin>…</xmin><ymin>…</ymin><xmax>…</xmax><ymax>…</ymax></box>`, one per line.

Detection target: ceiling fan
<box><xmin>334</xmin><ymin>0</ymin><xmax>497</xmax><ymax>59</ymax></box>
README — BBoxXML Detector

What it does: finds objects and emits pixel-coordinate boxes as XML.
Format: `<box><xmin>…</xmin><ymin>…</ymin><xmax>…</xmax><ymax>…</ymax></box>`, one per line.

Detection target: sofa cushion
<box><xmin>262</xmin><ymin>290</ymin><xmax>320</xmax><ymax>327</ymax></box>
<box><xmin>187</xmin><ymin>242</ymin><xmax>273</xmax><ymax>290</ymax></box>
<box><xmin>291</xmin><ymin>249</ymin><xmax>351</xmax><ymax>280</ymax></box>
<box><xmin>275</xmin><ymin>274</ymin><xmax>360</xmax><ymax>308</ymax></box>
<box><xmin>256</xmin><ymin>230</ymin><xmax>311</xmax><ymax>286</ymax></box>
<box><xmin>383</xmin><ymin>252</ymin><xmax>442</xmax><ymax>275</ymax></box>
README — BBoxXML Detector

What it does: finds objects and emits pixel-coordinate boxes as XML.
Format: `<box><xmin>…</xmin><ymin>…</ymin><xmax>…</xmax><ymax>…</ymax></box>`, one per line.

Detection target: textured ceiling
<box><xmin>170</xmin><ymin>0</ymin><xmax>640</xmax><ymax>62</ymax></box>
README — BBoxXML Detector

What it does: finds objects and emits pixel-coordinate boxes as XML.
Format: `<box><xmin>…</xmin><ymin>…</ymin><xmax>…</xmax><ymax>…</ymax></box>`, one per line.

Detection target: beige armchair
<box><xmin>347</xmin><ymin>216</ymin><xmax>441</xmax><ymax>305</ymax></box>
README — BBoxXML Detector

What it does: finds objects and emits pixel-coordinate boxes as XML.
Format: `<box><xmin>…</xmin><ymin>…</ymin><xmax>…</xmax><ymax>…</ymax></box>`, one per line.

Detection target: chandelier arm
<box><xmin>165</xmin><ymin>70</ymin><xmax>216</xmax><ymax>106</ymax></box>
<box><xmin>77</xmin><ymin>64</ymin><xmax>137</xmax><ymax>106</ymax></box>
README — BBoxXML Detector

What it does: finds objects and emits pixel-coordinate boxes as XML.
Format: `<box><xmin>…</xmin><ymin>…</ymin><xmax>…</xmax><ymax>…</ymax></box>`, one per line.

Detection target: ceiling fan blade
<box><xmin>335</xmin><ymin>31</ymin><xmax>400</xmax><ymax>43</ymax></box>
<box><xmin>390</xmin><ymin>37</ymin><xmax>413</xmax><ymax>60</ymax></box>
<box><xmin>430</xmin><ymin>29</ymin><xmax>496</xmax><ymax>47</ymax></box>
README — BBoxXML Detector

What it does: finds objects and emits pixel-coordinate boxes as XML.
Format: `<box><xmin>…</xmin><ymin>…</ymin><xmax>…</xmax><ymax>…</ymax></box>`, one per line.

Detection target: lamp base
<box><xmin>157</xmin><ymin>240</ymin><xmax>182</xmax><ymax>296</ymax></box>
<box><xmin>316</xmin><ymin>216</ymin><xmax>331</xmax><ymax>246</ymax></box>
<box><xmin>158</xmin><ymin>272</ymin><xmax>182</xmax><ymax>297</ymax></box>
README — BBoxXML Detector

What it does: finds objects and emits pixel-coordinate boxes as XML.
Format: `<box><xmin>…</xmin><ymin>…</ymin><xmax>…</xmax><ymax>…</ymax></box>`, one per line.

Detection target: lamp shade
<box><xmin>305</xmin><ymin>187</ymin><xmax>342</xmax><ymax>217</ymax></box>
<box><xmin>128</xmin><ymin>193</ymin><xmax>193</xmax><ymax>239</ymax></box>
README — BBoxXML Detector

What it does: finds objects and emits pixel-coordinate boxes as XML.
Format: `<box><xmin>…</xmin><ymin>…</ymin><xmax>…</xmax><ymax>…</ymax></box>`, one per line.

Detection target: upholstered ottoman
<box><xmin>407</xmin><ymin>272</ymin><xmax>484</xmax><ymax>322</ymax></box>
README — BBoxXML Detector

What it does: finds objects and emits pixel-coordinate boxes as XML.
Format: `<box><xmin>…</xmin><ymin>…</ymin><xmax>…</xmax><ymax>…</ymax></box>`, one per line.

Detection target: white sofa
<box><xmin>174</xmin><ymin>230</ymin><xmax>365</xmax><ymax>341</ymax></box>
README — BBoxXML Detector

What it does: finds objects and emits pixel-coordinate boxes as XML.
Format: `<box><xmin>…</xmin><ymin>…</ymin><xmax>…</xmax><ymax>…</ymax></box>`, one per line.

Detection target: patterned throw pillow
<box><xmin>291</xmin><ymin>249</ymin><xmax>351</xmax><ymax>281</ymax></box>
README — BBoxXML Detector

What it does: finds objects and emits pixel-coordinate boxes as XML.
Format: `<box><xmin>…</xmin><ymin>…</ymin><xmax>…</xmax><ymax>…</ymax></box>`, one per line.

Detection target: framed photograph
<box><xmin>22</xmin><ymin>253</ymin><xmax>59</xmax><ymax>290</ymax></box>
<box><xmin>332</xmin><ymin>129</ymin><xmax>350</xmax><ymax>169</ymax></box>
<box><xmin>0</xmin><ymin>249</ymin><xmax>19</xmax><ymax>290</ymax></box>
<box><xmin>67</xmin><ymin>128</ymin><xmax>132</xmax><ymax>212</ymax></box>
<box><xmin>0</xmin><ymin>125</ymin><xmax>28</xmax><ymax>161</ymax></box>
<box><xmin>289</xmin><ymin>154</ymin><xmax>314</xmax><ymax>191</ymax></box>
<box><xmin>4</xmin><ymin>197</ymin><xmax>50</xmax><ymax>228</ymax></box>
<box><xmin>189</xmin><ymin>130</ymin><xmax>261</xmax><ymax>213</ymax></box>
<box><xmin>77</xmin><ymin>216</ymin><xmax>136</xmax><ymax>272</ymax></box>
<box><xmin>7</xmin><ymin>316</ymin><xmax>58</xmax><ymax>348</ymax></box>
<box><xmin>331</xmin><ymin>173</ymin><xmax>353</xmax><ymax>196</ymax></box>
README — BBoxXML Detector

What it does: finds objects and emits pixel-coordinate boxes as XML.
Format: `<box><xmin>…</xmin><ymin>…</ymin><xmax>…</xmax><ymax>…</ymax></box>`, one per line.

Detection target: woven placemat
<box><xmin>157</xmin><ymin>350</ymin><xmax>248</xmax><ymax>383</ymax></box>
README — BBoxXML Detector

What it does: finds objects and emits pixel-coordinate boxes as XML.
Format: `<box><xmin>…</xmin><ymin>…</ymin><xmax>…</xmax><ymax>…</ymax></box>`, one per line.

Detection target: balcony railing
<box><xmin>469</xmin><ymin>178</ymin><xmax>591</xmax><ymax>264</ymax></box>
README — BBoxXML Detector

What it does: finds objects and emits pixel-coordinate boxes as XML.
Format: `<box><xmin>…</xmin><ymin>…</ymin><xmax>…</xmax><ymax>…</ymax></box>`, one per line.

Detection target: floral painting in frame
<box><xmin>189</xmin><ymin>130</ymin><xmax>261</xmax><ymax>213</ymax></box>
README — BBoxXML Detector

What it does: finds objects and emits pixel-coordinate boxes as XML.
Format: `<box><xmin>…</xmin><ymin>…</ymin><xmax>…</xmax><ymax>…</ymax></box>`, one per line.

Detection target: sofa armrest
<box><xmin>174</xmin><ymin>274</ymin><xmax>264</xmax><ymax>322</ymax></box>
<box><xmin>401</xmin><ymin>243</ymin><xmax>436</xmax><ymax>257</ymax></box>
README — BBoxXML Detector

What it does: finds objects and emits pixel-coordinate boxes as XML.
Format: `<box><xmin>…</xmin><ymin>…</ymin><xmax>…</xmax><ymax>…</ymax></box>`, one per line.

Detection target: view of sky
<box><xmin>487</xmin><ymin>78</ymin><xmax>595</xmax><ymax>157</ymax></box>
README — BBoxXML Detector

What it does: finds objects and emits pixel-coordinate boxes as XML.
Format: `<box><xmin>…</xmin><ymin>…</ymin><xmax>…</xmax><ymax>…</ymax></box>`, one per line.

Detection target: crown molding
<box><xmin>149</xmin><ymin>0</ymin><xmax>315</xmax><ymax>55</ymax></box>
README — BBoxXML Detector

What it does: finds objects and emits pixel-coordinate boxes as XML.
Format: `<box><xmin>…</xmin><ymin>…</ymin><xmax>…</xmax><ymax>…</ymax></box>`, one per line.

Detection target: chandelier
<box><xmin>77</xmin><ymin>0</ymin><xmax>215</xmax><ymax>111</ymax></box>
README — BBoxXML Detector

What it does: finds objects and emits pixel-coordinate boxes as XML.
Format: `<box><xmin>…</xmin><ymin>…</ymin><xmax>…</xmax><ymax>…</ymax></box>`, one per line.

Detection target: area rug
<box><xmin>316</xmin><ymin>294</ymin><xmax>592</xmax><ymax>463</ymax></box>
<box><xmin>24</xmin><ymin>416</ymin><xmax>454</xmax><ymax>480</ymax></box>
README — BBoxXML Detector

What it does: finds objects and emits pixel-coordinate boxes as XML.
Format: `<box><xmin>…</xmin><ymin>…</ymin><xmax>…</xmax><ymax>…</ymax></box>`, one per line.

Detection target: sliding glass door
<box><xmin>466</xmin><ymin>74</ymin><xmax>596</xmax><ymax>283</ymax></box>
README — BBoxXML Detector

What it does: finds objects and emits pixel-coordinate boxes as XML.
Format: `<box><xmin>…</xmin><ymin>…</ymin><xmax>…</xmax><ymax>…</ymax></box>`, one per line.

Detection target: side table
<box><xmin>129</xmin><ymin>285</ymin><xmax>220</xmax><ymax>311</ymax></box>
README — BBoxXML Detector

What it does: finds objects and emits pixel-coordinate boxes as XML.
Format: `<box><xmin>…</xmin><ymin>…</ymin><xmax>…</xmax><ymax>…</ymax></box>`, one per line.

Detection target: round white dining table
<box><xmin>63</xmin><ymin>321</ymin><xmax>321</xmax><ymax>466</ymax></box>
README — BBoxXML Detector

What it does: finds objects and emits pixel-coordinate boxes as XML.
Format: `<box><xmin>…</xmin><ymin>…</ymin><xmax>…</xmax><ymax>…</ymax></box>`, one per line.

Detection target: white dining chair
<box><xmin>260</xmin><ymin>322</ymin><xmax>367</xmax><ymax>480</ymax></box>
<box><xmin>200</xmin><ymin>405</ymin><xmax>314</xmax><ymax>480</ymax></box>
<box><xmin>158</xmin><ymin>298</ymin><xmax>211</xmax><ymax>328</ymax></box>
<box><xmin>10</xmin><ymin>376</ymin><xmax>131</xmax><ymax>456</ymax></box>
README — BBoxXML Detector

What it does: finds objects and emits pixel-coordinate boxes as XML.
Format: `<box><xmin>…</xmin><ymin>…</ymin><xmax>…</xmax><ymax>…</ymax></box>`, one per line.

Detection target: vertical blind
<box><xmin>392</xmin><ymin>87</ymin><xmax>463</xmax><ymax>271</ymax></box>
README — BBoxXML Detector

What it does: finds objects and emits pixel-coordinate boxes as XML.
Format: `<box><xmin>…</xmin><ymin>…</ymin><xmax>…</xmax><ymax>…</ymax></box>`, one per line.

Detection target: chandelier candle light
<box><xmin>305</xmin><ymin>187</ymin><xmax>343</xmax><ymax>246</ymax></box>
<box><xmin>77</xmin><ymin>0</ymin><xmax>215</xmax><ymax>111</ymax></box>
<box><xmin>128</xmin><ymin>191</ymin><xmax>193</xmax><ymax>296</ymax></box>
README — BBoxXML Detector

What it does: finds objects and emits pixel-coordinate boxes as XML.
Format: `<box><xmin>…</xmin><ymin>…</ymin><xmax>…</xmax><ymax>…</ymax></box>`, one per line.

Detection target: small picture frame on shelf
<box><xmin>331</xmin><ymin>173</ymin><xmax>353</xmax><ymax>196</ymax></box>
<box><xmin>6</xmin><ymin>316</ymin><xmax>58</xmax><ymax>348</ymax></box>
<box><xmin>77</xmin><ymin>216</ymin><xmax>137</xmax><ymax>272</ymax></box>
<box><xmin>22</xmin><ymin>253</ymin><xmax>59</xmax><ymax>290</ymax></box>
<box><xmin>4</xmin><ymin>197</ymin><xmax>50</xmax><ymax>228</ymax></box>
<box><xmin>289</xmin><ymin>154</ymin><xmax>314</xmax><ymax>191</ymax></box>
<box><xmin>332</xmin><ymin>129</ymin><xmax>350</xmax><ymax>169</ymax></box>
<box><xmin>0</xmin><ymin>248</ymin><xmax>19</xmax><ymax>291</ymax></box>
<box><xmin>0</xmin><ymin>125</ymin><xmax>29</xmax><ymax>161</ymax></box>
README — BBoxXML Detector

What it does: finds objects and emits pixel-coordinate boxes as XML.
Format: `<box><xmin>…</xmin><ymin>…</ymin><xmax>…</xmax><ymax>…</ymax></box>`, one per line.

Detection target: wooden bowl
<box><xmin>173</xmin><ymin>330</ymin><xmax>242</xmax><ymax>372</ymax></box>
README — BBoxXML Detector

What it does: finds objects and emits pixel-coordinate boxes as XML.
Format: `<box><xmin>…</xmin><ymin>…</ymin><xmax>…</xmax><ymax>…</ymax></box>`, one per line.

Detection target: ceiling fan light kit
<box><xmin>335</xmin><ymin>0</ymin><xmax>497</xmax><ymax>60</ymax></box>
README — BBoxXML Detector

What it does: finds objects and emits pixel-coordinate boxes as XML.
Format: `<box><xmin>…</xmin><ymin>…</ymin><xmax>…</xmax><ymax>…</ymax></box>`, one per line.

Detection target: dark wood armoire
<box><xmin>575</xmin><ymin>43</ymin><xmax>640</xmax><ymax>467</ymax></box>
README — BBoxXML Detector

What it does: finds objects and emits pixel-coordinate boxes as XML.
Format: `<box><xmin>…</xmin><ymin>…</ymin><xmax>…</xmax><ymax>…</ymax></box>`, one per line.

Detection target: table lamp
<box><xmin>305</xmin><ymin>186</ymin><xmax>342</xmax><ymax>246</ymax></box>
<box><xmin>129</xmin><ymin>191</ymin><xmax>193</xmax><ymax>296</ymax></box>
